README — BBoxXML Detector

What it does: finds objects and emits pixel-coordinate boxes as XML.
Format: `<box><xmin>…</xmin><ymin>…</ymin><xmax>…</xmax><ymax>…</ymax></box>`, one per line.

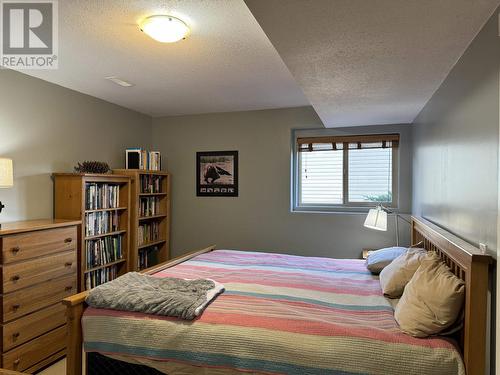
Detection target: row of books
<box><xmin>85</xmin><ymin>236</ymin><xmax>123</xmax><ymax>269</ymax></box>
<box><xmin>126</xmin><ymin>149</ymin><xmax>161</xmax><ymax>171</ymax></box>
<box><xmin>140</xmin><ymin>174</ymin><xmax>163</xmax><ymax>193</ymax></box>
<box><xmin>138</xmin><ymin>246</ymin><xmax>160</xmax><ymax>270</ymax></box>
<box><xmin>138</xmin><ymin>222</ymin><xmax>160</xmax><ymax>246</ymax></box>
<box><xmin>85</xmin><ymin>211</ymin><xmax>120</xmax><ymax>236</ymax></box>
<box><xmin>85</xmin><ymin>265</ymin><xmax>118</xmax><ymax>290</ymax></box>
<box><xmin>86</xmin><ymin>183</ymin><xmax>120</xmax><ymax>210</ymax></box>
<box><xmin>147</xmin><ymin>151</ymin><xmax>161</xmax><ymax>171</ymax></box>
<box><xmin>139</xmin><ymin>197</ymin><xmax>161</xmax><ymax>217</ymax></box>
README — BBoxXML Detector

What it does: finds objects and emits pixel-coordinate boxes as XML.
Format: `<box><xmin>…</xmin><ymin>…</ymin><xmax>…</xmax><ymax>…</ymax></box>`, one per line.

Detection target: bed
<box><xmin>63</xmin><ymin>217</ymin><xmax>492</xmax><ymax>375</ymax></box>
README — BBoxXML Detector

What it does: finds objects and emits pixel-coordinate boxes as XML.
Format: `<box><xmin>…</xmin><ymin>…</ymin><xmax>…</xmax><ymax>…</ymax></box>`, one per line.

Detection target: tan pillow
<box><xmin>379</xmin><ymin>248</ymin><xmax>428</xmax><ymax>298</ymax></box>
<box><xmin>394</xmin><ymin>257</ymin><xmax>465</xmax><ymax>337</ymax></box>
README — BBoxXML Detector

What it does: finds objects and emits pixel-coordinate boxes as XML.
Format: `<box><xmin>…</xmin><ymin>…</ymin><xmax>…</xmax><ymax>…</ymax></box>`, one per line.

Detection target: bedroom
<box><xmin>0</xmin><ymin>0</ymin><xmax>498</xmax><ymax>374</ymax></box>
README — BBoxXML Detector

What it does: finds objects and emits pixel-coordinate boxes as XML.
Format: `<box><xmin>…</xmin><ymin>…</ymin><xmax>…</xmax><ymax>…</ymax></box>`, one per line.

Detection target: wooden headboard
<box><xmin>411</xmin><ymin>216</ymin><xmax>492</xmax><ymax>375</ymax></box>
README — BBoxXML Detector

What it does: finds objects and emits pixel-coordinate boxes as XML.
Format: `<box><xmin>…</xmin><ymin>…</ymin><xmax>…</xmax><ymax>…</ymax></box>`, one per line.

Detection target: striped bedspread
<box><xmin>83</xmin><ymin>250</ymin><xmax>465</xmax><ymax>375</ymax></box>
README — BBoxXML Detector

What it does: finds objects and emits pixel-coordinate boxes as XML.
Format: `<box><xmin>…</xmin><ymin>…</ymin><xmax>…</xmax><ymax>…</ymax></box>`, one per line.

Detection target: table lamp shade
<box><xmin>0</xmin><ymin>158</ymin><xmax>13</xmax><ymax>188</ymax></box>
<box><xmin>364</xmin><ymin>207</ymin><xmax>387</xmax><ymax>231</ymax></box>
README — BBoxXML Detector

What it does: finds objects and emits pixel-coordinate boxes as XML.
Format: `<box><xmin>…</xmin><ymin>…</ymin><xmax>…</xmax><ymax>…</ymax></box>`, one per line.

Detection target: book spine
<box><xmin>85</xmin><ymin>235</ymin><xmax>123</xmax><ymax>269</ymax></box>
<box><xmin>85</xmin><ymin>183</ymin><xmax>119</xmax><ymax>210</ymax></box>
<box><xmin>139</xmin><ymin>175</ymin><xmax>163</xmax><ymax>193</ymax></box>
<box><xmin>137</xmin><ymin>221</ymin><xmax>160</xmax><ymax>246</ymax></box>
<box><xmin>85</xmin><ymin>211</ymin><xmax>120</xmax><ymax>236</ymax></box>
<box><xmin>126</xmin><ymin>149</ymin><xmax>161</xmax><ymax>171</ymax></box>
<box><xmin>84</xmin><ymin>264</ymin><xmax>119</xmax><ymax>290</ymax></box>
<box><xmin>139</xmin><ymin>197</ymin><xmax>161</xmax><ymax>216</ymax></box>
<box><xmin>138</xmin><ymin>245</ymin><xmax>159</xmax><ymax>270</ymax></box>
<box><xmin>147</xmin><ymin>151</ymin><xmax>161</xmax><ymax>171</ymax></box>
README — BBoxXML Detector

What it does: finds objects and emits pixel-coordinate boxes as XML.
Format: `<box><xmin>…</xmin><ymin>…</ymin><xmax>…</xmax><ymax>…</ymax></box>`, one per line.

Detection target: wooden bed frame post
<box><xmin>463</xmin><ymin>261</ymin><xmax>489</xmax><ymax>375</ymax></box>
<box><xmin>62</xmin><ymin>245</ymin><xmax>216</xmax><ymax>375</ymax></box>
<box><xmin>411</xmin><ymin>217</ymin><xmax>491</xmax><ymax>375</ymax></box>
<box><xmin>64</xmin><ymin>293</ymin><xmax>86</xmax><ymax>375</ymax></box>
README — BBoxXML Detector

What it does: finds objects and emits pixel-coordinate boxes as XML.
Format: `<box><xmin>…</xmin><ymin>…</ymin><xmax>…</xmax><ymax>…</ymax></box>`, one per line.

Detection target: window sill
<box><xmin>291</xmin><ymin>206</ymin><xmax>400</xmax><ymax>214</ymax></box>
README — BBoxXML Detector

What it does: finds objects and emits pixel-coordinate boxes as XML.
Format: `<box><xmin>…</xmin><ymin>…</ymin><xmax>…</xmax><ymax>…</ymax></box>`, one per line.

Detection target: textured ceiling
<box><xmin>16</xmin><ymin>1</ymin><xmax>500</xmax><ymax>124</ymax></box>
<box><xmin>19</xmin><ymin>0</ymin><xmax>309</xmax><ymax>117</ymax></box>
<box><xmin>245</xmin><ymin>0</ymin><xmax>500</xmax><ymax>127</ymax></box>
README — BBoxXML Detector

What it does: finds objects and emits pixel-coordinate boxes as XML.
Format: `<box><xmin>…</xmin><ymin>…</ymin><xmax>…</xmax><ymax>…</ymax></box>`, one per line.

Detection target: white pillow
<box><xmin>365</xmin><ymin>247</ymin><xmax>407</xmax><ymax>274</ymax></box>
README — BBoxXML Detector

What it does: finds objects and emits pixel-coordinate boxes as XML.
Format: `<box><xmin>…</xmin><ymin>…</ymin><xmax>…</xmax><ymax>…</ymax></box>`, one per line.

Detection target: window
<box><xmin>295</xmin><ymin>134</ymin><xmax>399</xmax><ymax>210</ymax></box>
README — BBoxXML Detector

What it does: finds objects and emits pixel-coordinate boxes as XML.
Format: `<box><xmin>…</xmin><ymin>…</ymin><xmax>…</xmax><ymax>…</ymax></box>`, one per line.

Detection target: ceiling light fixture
<box><xmin>139</xmin><ymin>15</ymin><xmax>190</xmax><ymax>43</ymax></box>
<box><xmin>105</xmin><ymin>76</ymin><xmax>134</xmax><ymax>87</ymax></box>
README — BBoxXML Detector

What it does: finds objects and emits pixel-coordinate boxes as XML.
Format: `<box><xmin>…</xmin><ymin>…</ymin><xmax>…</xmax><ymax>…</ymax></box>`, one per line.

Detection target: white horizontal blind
<box><xmin>348</xmin><ymin>148</ymin><xmax>392</xmax><ymax>203</ymax></box>
<box><xmin>299</xmin><ymin>150</ymin><xmax>343</xmax><ymax>204</ymax></box>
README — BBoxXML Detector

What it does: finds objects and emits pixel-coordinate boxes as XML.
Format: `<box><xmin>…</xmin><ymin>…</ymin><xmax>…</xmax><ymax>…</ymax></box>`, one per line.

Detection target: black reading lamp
<box><xmin>0</xmin><ymin>158</ymin><xmax>14</xmax><ymax>229</ymax></box>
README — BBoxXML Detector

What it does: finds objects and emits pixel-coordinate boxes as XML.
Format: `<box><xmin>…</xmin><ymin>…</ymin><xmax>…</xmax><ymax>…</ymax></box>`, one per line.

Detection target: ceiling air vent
<box><xmin>105</xmin><ymin>76</ymin><xmax>134</xmax><ymax>87</ymax></box>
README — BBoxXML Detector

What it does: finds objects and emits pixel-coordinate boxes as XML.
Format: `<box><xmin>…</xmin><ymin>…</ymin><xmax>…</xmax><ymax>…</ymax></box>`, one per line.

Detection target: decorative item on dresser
<box><xmin>0</xmin><ymin>219</ymin><xmax>80</xmax><ymax>373</ymax></box>
<box><xmin>113</xmin><ymin>169</ymin><xmax>170</xmax><ymax>271</ymax></box>
<box><xmin>52</xmin><ymin>173</ymin><xmax>131</xmax><ymax>291</ymax></box>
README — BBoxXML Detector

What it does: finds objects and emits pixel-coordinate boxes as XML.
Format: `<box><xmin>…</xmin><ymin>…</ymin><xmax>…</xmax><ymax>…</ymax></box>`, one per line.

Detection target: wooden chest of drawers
<box><xmin>0</xmin><ymin>220</ymin><xmax>80</xmax><ymax>373</ymax></box>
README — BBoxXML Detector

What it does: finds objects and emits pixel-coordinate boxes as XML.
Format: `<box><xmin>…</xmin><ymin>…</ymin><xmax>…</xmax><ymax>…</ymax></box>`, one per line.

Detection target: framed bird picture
<box><xmin>196</xmin><ymin>151</ymin><xmax>239</xmax><ymax>197</ymax></box>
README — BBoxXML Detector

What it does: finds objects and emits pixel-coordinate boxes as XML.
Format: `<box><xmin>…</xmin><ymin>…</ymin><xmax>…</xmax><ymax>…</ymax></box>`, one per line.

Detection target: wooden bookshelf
<box><xmin>52</xmin><ymin>173</ymin><xmax>131</xmax><ymax>291</ymax></box>
<box><xmin>113</xmin><ymin>169</ymin><xmax>170</xmax><ymax>271</ymax></box>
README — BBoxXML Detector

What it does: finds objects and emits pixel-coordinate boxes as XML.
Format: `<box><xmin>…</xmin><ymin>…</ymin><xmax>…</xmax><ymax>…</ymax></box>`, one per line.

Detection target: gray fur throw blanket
<box><xmin>85</xmin><ymin>272</ymin><xmax>225</xmax><ymax>320</ymax></box>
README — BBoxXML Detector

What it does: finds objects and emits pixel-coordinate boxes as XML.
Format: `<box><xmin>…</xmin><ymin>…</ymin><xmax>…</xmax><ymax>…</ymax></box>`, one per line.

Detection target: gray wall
<box><xmin>411</xmin><ymin>8</ymin><xmax>499</xmax><ymax>374</ymax></box>
<box><xmin>412</xmin><ymin>8</ymin><xmax>499</xmax><ymax>254</ymax></box>
<box><xmin>0</xmin><ymin>70</ymin><xmax>152</xmax><ymax>222</ymax></box>
<box><xmin>152</xmin><ymin>106</ymin><xmax>413</xmax><ymax>258</ymax></box>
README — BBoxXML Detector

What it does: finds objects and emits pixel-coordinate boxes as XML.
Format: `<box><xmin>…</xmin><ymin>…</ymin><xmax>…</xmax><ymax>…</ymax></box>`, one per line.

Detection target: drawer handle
<box><xmin>11</xmin><ymin>246</ymin><xmax>20</xmax><ymax>254</ymax></box>
<box><xmin>13</xmin><ymin>358</ymin><xmax>20</xmax><ymax>367</ymax></box>
<box><xmin>12</xmin><ymin>304</ymin><xmax>20</xmax><ymax>311</ymax></box>
<box><xmin>12</xmin><ymin>332</ymin><xmax>20</xmax><ymax>339</ymax></box>
<box><xmin>65</xmin><ymin>286</ymin><xmax>73</xmax><ymax>291</ymax></box>
<box><xmin>64</xmin><ymin>238</ymin><xmax>73</xmax><ymax>243</ymax></box>
<box><xmin>11</xmin><ymin>275</ymin><xmax>20</xmax><ymax>281</ymax></box>
<box><xmin>64</xmin><ymin>262</ymin><xmax>73</xmax><ymax>267</ymax></box>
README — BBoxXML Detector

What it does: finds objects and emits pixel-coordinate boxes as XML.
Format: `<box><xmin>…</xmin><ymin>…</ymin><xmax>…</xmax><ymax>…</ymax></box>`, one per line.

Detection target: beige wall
<box><xmin>152</xmin><ymin>106</ymin><xmax>413</xmax><ymax>259</ymax></box>
<box><xmin>0</xmin><ymin>70</ymin><xmax>152</xmax><ymax>222</ymax></box>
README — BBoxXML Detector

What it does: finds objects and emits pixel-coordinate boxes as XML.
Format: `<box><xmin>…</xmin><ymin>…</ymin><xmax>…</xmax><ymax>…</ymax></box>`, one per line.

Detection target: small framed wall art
<box><xmin>196</xmin><ymin>151</ymin><xmax>238</xmax><ymax>197</ymax></box>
